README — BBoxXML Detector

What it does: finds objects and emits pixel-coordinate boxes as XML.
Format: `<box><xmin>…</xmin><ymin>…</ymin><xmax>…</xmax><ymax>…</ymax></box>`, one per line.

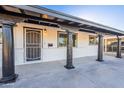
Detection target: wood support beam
<box><xmin>96</xmin><ymin>34</ymin><xmax>104</xmax><ymax>62</ymax></box>
<box><xmin>64</xmin><ymin>30</ymin><xmax>75</xmax><ymax>69</ymax></box>
<box><xmin>68</xmin><ymin>21</ymin><xmax>75</xmax><ymax>24</ymax></box>
<box><xmin>116</xmin><ymin>35</ymin><xmax>122</xmax><ymax>58</ymax></box>
<box><xmin>0</xmin><ymin>24</ymin><xmax>17</xmax><ymax>83</ymax></box>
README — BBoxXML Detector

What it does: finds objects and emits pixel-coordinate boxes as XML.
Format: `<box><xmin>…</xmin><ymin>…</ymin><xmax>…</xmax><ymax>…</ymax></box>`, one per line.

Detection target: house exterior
<box><xmin>0</xmin><ymin>22</ymin><xmax>98</xmax><ymax>66</ymax></box>
<box><xmin>0</xmin><ymin>5</ymin><xmax>124</xmax><ymax>83</ymax></box>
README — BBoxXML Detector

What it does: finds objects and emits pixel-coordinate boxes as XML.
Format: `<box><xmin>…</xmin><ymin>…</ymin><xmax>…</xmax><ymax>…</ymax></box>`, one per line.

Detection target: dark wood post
<box><xmin>64</xmin><ymin>30</ymin><xmax>75</xmax><ymax>69</ymax></box>
<box><xmin>96</xmin><ymin>34</ymin><xmax>104</xmax><ymax>61</ymax></box>
<box><xmin>0</xmin><ymin>24</ymin><xmax>18</xmax><ymax>83</ymax></box>
<box><xmin>116</xmin><ymin>35</ymin><xmax>122</xmax><ymax>58</ymax></box>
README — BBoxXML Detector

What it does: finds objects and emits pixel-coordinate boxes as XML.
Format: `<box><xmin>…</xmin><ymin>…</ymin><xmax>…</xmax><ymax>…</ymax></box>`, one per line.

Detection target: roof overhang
<box><xmin>0</xmin><ymin>5</ymin><xmax>124</xmax><ymax>35</ymax></box>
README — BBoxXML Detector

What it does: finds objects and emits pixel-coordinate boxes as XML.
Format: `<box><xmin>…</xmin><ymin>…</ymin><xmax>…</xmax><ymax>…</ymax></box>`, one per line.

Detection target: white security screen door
<box><xmin>26</xmin><ymin>29</ymin><xmax>41</xmax><ymax>61</ymax></box>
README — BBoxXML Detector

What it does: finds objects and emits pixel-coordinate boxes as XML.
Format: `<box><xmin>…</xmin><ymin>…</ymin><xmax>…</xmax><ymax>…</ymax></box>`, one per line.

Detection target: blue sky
<box><xmin>43</xmin><ymin>5</ymin><xmax>124</xmax><ymax>31</ymax></box>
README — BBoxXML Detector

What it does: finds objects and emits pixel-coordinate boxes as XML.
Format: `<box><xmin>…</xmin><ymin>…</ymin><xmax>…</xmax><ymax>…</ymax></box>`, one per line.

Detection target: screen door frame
<box><xmin>24</xmin><ymin>27</ymin><xmax>43</xmax><ymax>63</ymax></box>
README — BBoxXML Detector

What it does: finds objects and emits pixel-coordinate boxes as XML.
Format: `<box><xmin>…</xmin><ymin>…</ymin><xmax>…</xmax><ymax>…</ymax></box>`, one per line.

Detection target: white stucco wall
<box><xmin>0</xmin><ymin>22</ymin><xmax>98</xmax><ymax>66</ymax></box>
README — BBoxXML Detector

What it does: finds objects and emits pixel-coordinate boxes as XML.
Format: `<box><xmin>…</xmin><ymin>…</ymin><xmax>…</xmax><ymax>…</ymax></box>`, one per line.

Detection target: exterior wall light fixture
<box><xmin>44</xmin><ymin>28</ymin><xmax>47</xmax><ymax>33</ymax></box>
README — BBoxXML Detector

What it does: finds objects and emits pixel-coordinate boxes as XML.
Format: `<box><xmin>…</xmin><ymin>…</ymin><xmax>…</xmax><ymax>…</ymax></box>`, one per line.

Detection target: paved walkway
<box><xmin>0</xmin><ymin>56</ymin><xmax>124</xmax><ymax>88</ymax></box>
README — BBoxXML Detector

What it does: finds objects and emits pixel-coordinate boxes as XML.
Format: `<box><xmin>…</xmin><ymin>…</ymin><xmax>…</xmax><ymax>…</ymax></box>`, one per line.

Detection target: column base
<box><xmin>96</xmin><ymin>59</ymin><xmax>104</xmax><ymax>62</ymax></box>
<box><xmin>116</xmin><ymin>56</ymin><xmax>122</xmax><ymax>58</ymax></box>
<box><xmin>64</xmin><ymin>65</ymin><xmax>75</xmax><ymax>69</ymax></box>
<box><xmin>0</xmin><ymin>74</ymin><xmax>18</xmax><ymax>83</ymax></box>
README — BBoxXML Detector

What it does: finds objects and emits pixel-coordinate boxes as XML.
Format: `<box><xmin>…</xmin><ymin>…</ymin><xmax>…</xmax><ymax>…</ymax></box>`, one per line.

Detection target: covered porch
<box><xmin>0</xmin><ymin>5</ymin><xmax>124</xmax><ymax>83</ymax></box>
<box><xmin>1</xmin><ymin>56</ymin><xmax>124</xmax><ymax>88</ymax></box>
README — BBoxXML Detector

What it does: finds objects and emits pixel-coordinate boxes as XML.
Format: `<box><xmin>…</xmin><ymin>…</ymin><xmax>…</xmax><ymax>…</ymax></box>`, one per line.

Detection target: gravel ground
<box><xmin>0</xmin><ymin>55</ymin><xmax>124</xmax><ymax>88</ymax></box>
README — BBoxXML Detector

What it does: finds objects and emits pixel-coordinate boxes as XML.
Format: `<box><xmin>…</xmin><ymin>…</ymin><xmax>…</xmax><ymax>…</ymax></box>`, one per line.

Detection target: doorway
<box><xmin>25</xmin><ymin>28</ymin><xmax>42</xmax><ymax>62</ymax></box>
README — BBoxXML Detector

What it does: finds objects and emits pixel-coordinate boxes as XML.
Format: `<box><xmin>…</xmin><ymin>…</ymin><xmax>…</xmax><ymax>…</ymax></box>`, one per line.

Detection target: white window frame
<box><xmin>57</xmin><ymin>31</ymin><xmax>78</xmax><ymax>47</ymax></box>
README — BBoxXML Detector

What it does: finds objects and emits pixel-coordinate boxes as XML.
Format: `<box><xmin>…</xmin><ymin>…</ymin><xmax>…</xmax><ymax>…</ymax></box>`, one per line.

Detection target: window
<box><xmin>58</xmin><ymin>32</ymin><xmax>77</xmax><ymax>47</ymax></box>
<box><xmin>58</xmin><ymin>32</ymin><xmax>67</xmax><ymax>47</ymax></box>
<box><xmin>89</xmin><ymin>35</ymin><xmax>98</xmax><ymax>45</ymax></box>
<box><xmin>73</xmin><ymin>34</ymin><xmax>77</xmax><ymax>47</ymax></box>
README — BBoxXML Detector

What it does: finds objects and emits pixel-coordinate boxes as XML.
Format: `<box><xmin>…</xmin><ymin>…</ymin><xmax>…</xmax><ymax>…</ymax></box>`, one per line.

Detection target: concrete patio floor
<box><xmin>0</xmin><ymin>55</ymin><xmax>124</xmax><ymax>88</ymax></box>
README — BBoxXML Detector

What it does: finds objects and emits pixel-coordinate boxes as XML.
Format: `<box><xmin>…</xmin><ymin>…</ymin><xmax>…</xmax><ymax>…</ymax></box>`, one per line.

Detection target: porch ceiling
<box><xmin>0</xmin><ymin>5</ymin><xmax>124</xmax><ymax>36</ymax></box>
